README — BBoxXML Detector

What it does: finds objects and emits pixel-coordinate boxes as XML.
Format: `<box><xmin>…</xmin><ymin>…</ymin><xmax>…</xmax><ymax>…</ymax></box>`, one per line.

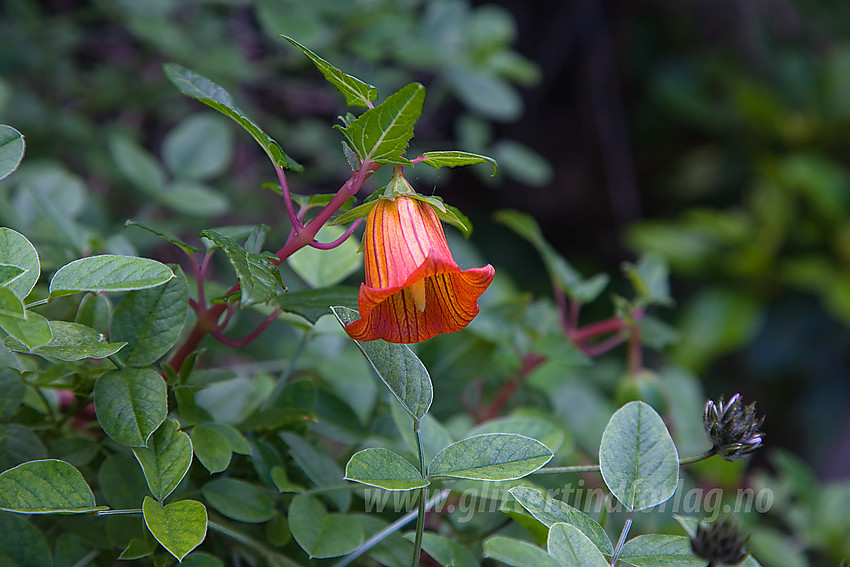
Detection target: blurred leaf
<box><xmin>469</xmin><ymin>414</ymin><xmax>566</xmax><ymax>453</ymax></box>
<box><xmin>287</xmin><ymin>225</ymin><xmax>361</xmax><ymax>288</ymax></box>
<box><xmin>0</xmin><ymin>425</ymin><xmax>48</xmax><ymax>472</ymax></box>
<box><xmin>163</xmin><ymin>114</ymin><xmax>233</xmax><ymax>180</ymax></box>
<box><xmin>201</xmin><ymin>478</ymin><xmax>274</xmax><ymax>523</ymax></box>
<box><xmin>416</xmin><ymin>532</ymin><xmax>478</xmax><ymax>567</ymax></box>
<box><xmin>547</xmin><ymin>522</ymin><xmax>609</xmax><ymax>567</ymax></box>
<box><xmin>418</xmin><ymin>150</ymin><xmax>498</xmax><ymax>176</ymax></box>
<box><xmin>142</xmin><ymin>496</ymin><xmax>207</xmax><ymax>562</ymax></box>
<box><xmin>0</xmin><ymin>370</ymin><xmax>25</xmax><ymax>420</ymax></box>
<box><xmin>484</xmin><ymin>536</ymin><xmax>561</xmax><ymax>567</ymax></box>
<box><xmin>282</xmin><ymin>35</ymin><xmax>377</xmax><ymax>108</ymax></box>
<box><xmin>158</xmin><ymin>181</ymin><xmax>230</xmax><ymax>217</ymax></box>
<box><xmin>274</xmin><ymin>286</ymin><xmax>359</xmax><ymax>324</ymax></box>
<box><xmin>4</xmin><ymin>320</ymin><xmax>126</xmax><ymax>361</ymax></box>
<box><xmin>622</xmin><ymin>254</ymin><xmax>674</xmax><ymax>308</ymax></box>
<box><xmin>124</xmin><ymin>221</ymin><xmax>200</xmax><ymax>254</ymax></box>
<box><xmin>288</xmin><ymin>493</ymin><xmax>363</xmax><ymax>558</ymax></box>
<box><xmin>344</xmin><ymin>448</ymin><xmax>428</xmax><ymax>490</ymax></box>
<box><xmin>599</xmin><ymin>401</ymin><xmax>679</xmax><ymax>511</ymax></box>
<box><xmin>200</xmin><ymin>230</ymin><xmax>282</xmax><ymax>307</ymax></box>
<box><xmin>133</xmin><ymin>420</ymin><xmax>193</xmax><ymax>501</ymax></box>
<box><xmin>93</xmin><ymin>368</ymin><xmax>168</xmax><ymax>448</ymax></box>
<box><xmin>111</xmin><ymin>267</ymin><xmax>188</xmax><ymax>367</ymax></box>
<box><xmin>447</xmin><ymin>69</ymin><xmax>522</xmax><ymax>122</ymax></box>
<box><xmin>0</xmin><ymin>459</ymin><xmax>103</xmax><ymax>514</ymax></box>
<box><xmin>429</xmin><ymin>434</ymin><xmax>552</xmax><ymax>481</ymax></box>
<box><xmin>163</xmin><ymin>63</ymin><xmax>302</xmax><ymax>171</ymax></box>
<box><xmin>0</xmin><ymin>512</ymin><xmax>52</xmax><ymax>567</ymax></box>
<box><xmin>491</xmin><ymin>140</ymin><xmax>552</xmax><ymax>185</ymax></box>
<box><xmin>0</xmin><ymin>227</ymin><xmax>40</xmax><ymax>300</ymax></box>
<box><xmin>331</xmin><ymin>306</ymin><xmax>433</xmax><ymax>421</ymax></box>
<box><xmin>280</xmin><ymin>432</ymin><xmax>350</xmax><ymax>512</ymax></box>
<box><xmin>191</xmin><ymin>424</ymin><xmax>233</xmax><ymax>474</ymax></box>
<box><xmin>74</xmin><ymin>292</ymin><xmax>112</xmax><ymax>333</ymax></box>
<box><xmin>335</xmin><ymin>82</ymin><xmax>424</xmax><ymax>165</ymax></box>
<box><xmin>619</xmin><ymin>535</ymin><xmax>707</xmax><ymax>567</ymax></box>
<box><xmin>109</xmin><ymin>134</ymin><xmax>167</xmax><ymax>196</ymax></box>
<box><xmin>49</xmin><ymin>255</ymin><xmax>174</xmax><ymax>298</ymax></box>
<box><xmin>0</xmin><ymin>125</ymin><xmax>25</xmax><ymax>181</ymax></box>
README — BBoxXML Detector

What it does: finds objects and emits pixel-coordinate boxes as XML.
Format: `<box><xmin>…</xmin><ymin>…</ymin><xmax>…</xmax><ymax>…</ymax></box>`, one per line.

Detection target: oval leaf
<box><xmin>0</xmin><ymin>459</ymin><xmax>102</xmax><ymax>513</ymax></box>
<box><xmin>143</xmin><ymin>496</ymin><xmax>207</xmax><ymax>562</ymax></box>
<box><xmin>599</xmin><ymin>401</ymin><xmax>679</xmax><ymax>511</ymax></box>
<box><xmin>508</xmin><ymin>486</ymin><xmax>613</xmax><ymax>555</ymax></box>
<box><xmin>201</xmin><ymin>478</ymin><xmax>274</xmax><ymax>523</ymax></box>
<box><xmin>93</xmin><ymin>368</ymin><xmax>167</xmax><ymax>447</ymax></box>
<box><xmin>111</xmin><ymin>267</ymin><xmax>189</xmax><ymax>367</ymax></box>
<box><xmin>620</xmin><ymin>535</ymin><xmax>708</xmax><ymax>567</ymax></box>
<box><xmin>0</xmin><ymin>227</ymin><xmax>40</xmax><ymax>300</ymax></box>
<box><xmin>4</xmin><ymin>320</ymin><xmax>126</xmax><ymax>361</ymax></box>
<box><xmin>0</xmin><ymin>125</ymin><xmax>25</xmax><ymax>181</ymax></box>
<box><xmin>418</xmin><ymin>150</ymin><xmax>498</xmax><ymax>176</ymax></box>
<box><xmin>429</xmin><ymin>433</ymin><xmax>553</xmax><ymax>481</ymax></box>
<box><xmin>191</xmin><ymin>424</ymin><xmax>233</xmax><ymax>474</ymax></box>
<box><xmin>288</xmin><ymin>493</ymin><xmax>363</xmax><ymax>559</ymax></box>
<box><xmin>133</xmin><ymin>420</ymin><xmax>193</xmax><ymax>501</ymax></box>
<box><xmin>0</xmin><ymin>511</ymin><xmax>51</xmax><ymax>567</ymax></box>
<box><xmin>49</xmin><ymin>255</ymin><xmax>174</xmax><ymax>298</ymax></box>
<box><xmin>331</xmin><ymin>306</ymin><xmax>433</xmax><ymax>420</ymax></box>
<box><xmin>547</xmin><ymin>522</ymin><xmax>609</xmax><ymax>567</ymax></box>
<box><xmin>483</xmin><ymin>536</ymin><xmax>562</xmax><ymax>567</ymax></box>
<box><xmin>162</xmin><ymin>114</ymin><xmax>234</xmax><ymax>180</ymax></box>
<box><xmin>470</xmin><ymin>414</ymin><xmax>566</xmax><ymax>453</ymax></box>
<box><xmin>0</xmin><ymin>311</ymin><xmax>52</xmax><ymax>351</ymax></box>
<box><xmin>344</xmin><ymin>448</ymin><xmax>428</xmax><ymax>491</ymax></box>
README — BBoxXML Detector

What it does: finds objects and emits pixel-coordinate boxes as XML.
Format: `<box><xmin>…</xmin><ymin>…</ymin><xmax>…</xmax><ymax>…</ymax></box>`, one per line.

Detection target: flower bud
<box><xmin>690</xmin><ymin>516</ymin><xmax>749</xmax><ymax>566</ymax></box>
<box><xmin>703</xmin><ymin>393</ymin><xmax>764</xmax><ymax>461</ymax></box>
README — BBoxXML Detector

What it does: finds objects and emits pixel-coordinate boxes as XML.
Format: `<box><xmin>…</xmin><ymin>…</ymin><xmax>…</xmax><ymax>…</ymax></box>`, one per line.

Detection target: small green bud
<box><xmin>703</xmin><ymin>393</ymin><xmax>764</xmax><ymax>461</ymax></box>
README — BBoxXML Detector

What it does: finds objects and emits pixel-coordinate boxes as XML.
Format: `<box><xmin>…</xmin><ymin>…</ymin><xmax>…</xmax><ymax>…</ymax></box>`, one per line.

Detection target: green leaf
<box><xmin>203</xmin><ymin>423</ymin><xmax>251</xmax><ymax>455</ymax></box>
<box><xmin>0</xmin><ymin>125</ymin><xmax>25</xmax><ymax>181</ymax></box>
<box><xmin>470</xmin><ymin>414</ymin><xmax>566</xmax><ymax>453</ymax></box>
<box><xmin>288</xmin><ymin>493</ymin><xmax>363</xmax><ymax>558</ymax></box>
<box><xmin>93</xmin><ymin>368</ymin><xmax>168</xmax><ymax>447</ymax></box>
<box><xmin>327</xmin><ymin>200</ymin><xmax>380</xmax><ymax>227</ymax></box>
<box><xmin>408</xmin><ymin>193</ymin><xmax>472</xmax><ymax>236</ymax></box>
<box><xmin>158</xmin><ymin>181</ymin><xmax>230</xmax><ymax>217</ymax></box>
<box><xmin>331</xmin><ymin>306</ymin><xmax>433</xmax><ymax>421</ymax></box>
<box><xmin>74</xmin><ymin>292</ymin><xmax>112</xmax><ymax>332</ymax></box>
<box><xmin>199</xmin><ymin>230</ymin><xmax>282</xmax><ymax>307</ymax></box>
<box><xmin>0</xmin><ymin>227</ymin><xmax>40</xmax><ymax>300</ymax></box>
<box><xmin>124</xmin><ymin>220</ymin><xmax>200</xmax><ymax>254</ymax></box>
<box><xmin>0</xmin><ymin>459</ymin><xmax>103</xmax><ymax>513</ymax></box>
<box><xmin>274</xmin><ymin>286</ymin><xmax>359</xmax><ymax>324</ymax></box>
<box><xmin>281</xmin><ymin>36</ymin><xmax>377</xmax><ymax>108</ymax></box>
<box><xmin>287</xmin><ymin>225</ymin><xmax>362</xmax><ymax>288</ymax></box>
<box><xmin>49</xmin><ymin>255</ymin><xmax>174</xmax><ymax>298</ymax></box>
<box><xmin>418</xmin><ymin>150</ymin><xmax>498</xmax><ymax>176</ymax></box>
<box><xmin>599</xmin><ymin>401</ymin><xmax>679</xmax><ymax>511</ymax></box>
<box><xmin>97</xmin><ymin>454</ymin><xmax>149</xmax><ymax>509</ymax></box>
<box><xmin>133</xmin><ymin>420</ymin><xmax>193</xmax><ymax>501</ymax></box>
<box><xmin>344</xmin><ymin>448</ymin><xmax>428</xmax><ymax>490</ymax></box>
<box><xmin>0</xmin><ymin>311</ymin><xmax>52</xmax><ymax>350</ymax></box>
<box><xmin>163</xmin><ymin>114</ymin><xmax>234</xmax><ymax>180</ymax></box>
<box><xmin>415</xmin><ymin>532</ymin><xmax>478</xmax><ymax>567</ymax></box>
<box><xmin>0</xmin><ymin>265</ymin><xmax>24</xmax><ymax>288</ymax></box>
<box><xmin>280</xmin><ymin>432</ymin><xmax>349</xmax><ymax>512</ymax></box>
<box><xmin>109</xmin><ymin>133</ymin><xmax>167</xmax><ymax>196</ymax></box>
<box><xmin>201</xmin><ymin>478</ymin><xmax>274</xmax><ymax>523</ymax></box>
<box><xmin>142</xmin><ymin>496</ymin><xmax>207</xmax><ymax>562</ymax></box>
<box><xmin>548</xmin><ymin>522</ymin><xmax>609</xmax><ymax>567</ymax></box>
<box><xmin>0</xmin><ymin>425</ymin><xmax>47</xmax><ymax>472</ymax></box>
<box><xmin>163</xmin><ymin>62</ymin><xmax>302</xmax><ymax>171</ymax></box>
<box><xmin>429</xmin><ymin>434</ymin><xmax>553</xmax><ymax>481</ymax></box>
<box><xmin>111</xmin><ymin>267</ymin><xmax>188</xmax><ymax>367</ymax></box>
<box><xmin>508</xmin><ymin>486</ymin><xmax>613</xmax><ymax>555</ymax></box>
<box><xmin>191</xmin><ymin>424</ymin><xmax>233</xmax><ymax>474</ymax></box>
<box><xmin>483</xmin><ymin>536</ymin><xmax>562</xmax><ymax>567</ymax></box>
<box><xmin>0</xmin><ymin>511</ymin><xmax>52</xmax><ymax>567</ymax></box>
<box><xmin>619</xmin><ymin>535</ymin><xmax>708</xmax><ymax>567</ymax></box>
<box><xmin>0</xmin><ymin>286</ymin><xmax>24</xmax><ymax>319</ymax></box>
<box><xmin>622</xmin><ymin>254</ymin><xmax>674</xmax><ymax>308</ymax></box>
<box><xmin>0</xmin><ymin>370</ymin><xmax>25</xmax><ymax>420</ymax></box>
<box><xmin>3</xmin><ymin>320</ymin><xmax>126</xmax><ymax>361</ymax></box>
<box><xmin>336</xmin><ymin>82</ymin><xmax>425</xmax><ymax>165</ymax></box>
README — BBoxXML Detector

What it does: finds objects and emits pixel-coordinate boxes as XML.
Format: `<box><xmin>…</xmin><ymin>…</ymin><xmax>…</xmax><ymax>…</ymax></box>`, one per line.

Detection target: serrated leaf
<box><xmin>133</xmin><ymin>420</ymin><xmax>193</xmax><ymax>501</ymax></box>
<box><xmin>331</xmin><ymin>306</ymin><xmax>433</xmax><ymax>421</ymax></box>
<box><xmin>142</xmin><ymin>496</ymin><xmax>207</xmax><ymax>562</ymax></box>
<box><xmin>201</xmin><ymin>478</ymin><xmax>274</xmax><ymax>523</ymax></box>
<box><xmin>619</xmin><ymin>535</ymin><xmax>708</xmax><ymax>567</ymax></box>
<box><xmin>163</xmin><ymin>62</ymin><xmax>302</xmax><ymax>171</ymax></box>
<box><xmin>344</xmin><ymin>448</ymin><xmax>428</xmax><ymax>490</ymax></box>
<box><xmin>111</xmin><ymin>267</ymin><xmax>188</xmax><ymax>366</ymax></box>
<box><xmin>0</xmin><ymin>311</ymin><xmax>52</xmax><ymax>350</ymax></box>
<box><xmin>274</xmin><ymin>286</ymin><xmax>358</xmax><ymax>324</ymax></box>
<box><xmin>484</xmin><ymin>536</ymin><xmax>562</xmax><ymax>567</ymax></box>
<box><xmin>288</xmin><ymin>493</ymin><xmax>363</xmax><ymax>558</ymax></box>
<box><xmin>0</xmin><ymin>459</ymin><xmax>103</xmax><ymax>513</ymax></box>
<box><xmin>282</xmin><ymin>36</ymin><xmax>377</xmax><ymax>108</ymax></box>
<box><xmin>599</xmin><ymin>401</ymin><xmax>679</xmax><ymax>511</ymax></box>
<box><xmin>3</xmin><ymin>320</ymin><xmax>126</xmax><ymax>361</ymax></box>
<box><xmin>508</xmin><ymin>486</ymin><xmax>613</xmax><ymax>555</ymax></box>
<box><xmin>124</xmin><ymin>221</ymin><xmax>200</xmax><ymax>254</ymax></box>
<box><xmin>0</xmin><ymin>227</ymin><xmax>40</xmax><ymax>300</ymax></box>
<box><xmin>429</xmin><ymin>434</ymin><xmax>553</xmax><ymax>481</ymax></box>
<box><xmin>93</xmin><ymin>368</ymin><xmax>168</xmax><ymax>447</ymax></box>
<box><xmin>49</xmin><ymin>255</ymin><xmax>174</xmax><ymax>298</ymax></box>
<box><xmin>0</xmin><ymin>125</ymin><xmax>25</xmax><ymax>181</ymax></box>
<box><xmin>547</xmin><ymin>522</ymin><xmax>609</xmax><ymax>567</ymax></box>
<box><xmin>418</xmin><ymin>150</ymin><xmax>498</xmax><ymax>176</ymax></box>
<box><xmin>199</xmin><ymin>230</ymin><xmax>282</xmax><ymax>307</ymax></box>
<box><xmin>336</xmin><ymin>82</ymin><xmax>424</xmax><ymax>165</ymax></box>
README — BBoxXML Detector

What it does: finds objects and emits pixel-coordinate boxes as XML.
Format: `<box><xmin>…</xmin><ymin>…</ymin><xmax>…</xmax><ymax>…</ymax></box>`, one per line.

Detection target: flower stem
<box><xmin>610</xmin><ymin>513</ymin><xmax>633</xmax><ymax>566</ymax></box>
<box><xmin>534</xmin><ymin>450</ymin><xmax>718</xmax><ymax>476</ymax></box>
<box><xmin>411</xmin><ymin>418</ymin><xmax>427</xmax><ymax>567</ymax></box>
<box><xmin>678</xmin><ymin>447</ymin><xmax>716</xmax><ymax>465</ymax></box>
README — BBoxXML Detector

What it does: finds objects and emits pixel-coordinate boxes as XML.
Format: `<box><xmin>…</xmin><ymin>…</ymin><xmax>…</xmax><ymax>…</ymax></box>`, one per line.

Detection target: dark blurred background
<box><xmin>1</xmin><ymin>0</ymin><xmax>849</xmax><ymax>481</ymax></box>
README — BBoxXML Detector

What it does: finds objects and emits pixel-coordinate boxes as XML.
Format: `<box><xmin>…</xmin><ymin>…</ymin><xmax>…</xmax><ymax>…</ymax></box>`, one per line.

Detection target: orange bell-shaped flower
<box><xmin>345</xmin><ymin>195</ymin><xmax>495</xmax><ymax>343</ymax></box>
